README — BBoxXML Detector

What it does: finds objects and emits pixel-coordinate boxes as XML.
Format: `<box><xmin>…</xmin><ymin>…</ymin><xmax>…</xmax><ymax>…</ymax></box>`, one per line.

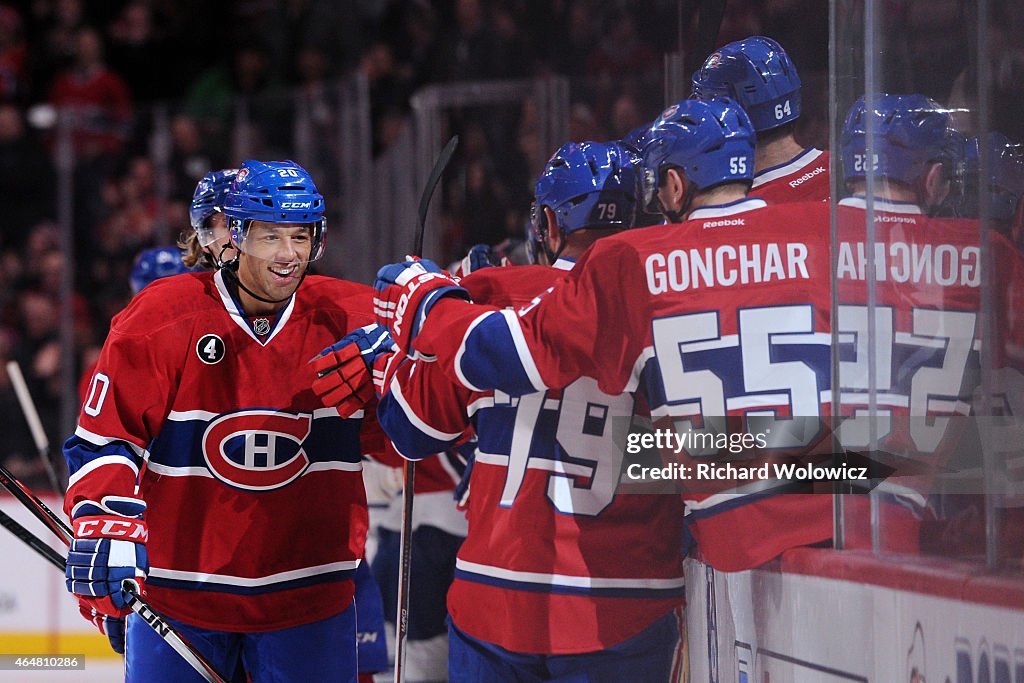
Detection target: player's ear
<box><xmin>923</xmin><ymin>161</ymin><xmax>950</xmax><ymax>213</ymax></box>
<box><xmin>664</xmin><ymin>168</ymin><xmax>688</xmax><ymax>213</ymax></box>
<box><xmin>544</xmin><ymin>207</ymin><xmax>562</xmax><ymax>253</ymax></box>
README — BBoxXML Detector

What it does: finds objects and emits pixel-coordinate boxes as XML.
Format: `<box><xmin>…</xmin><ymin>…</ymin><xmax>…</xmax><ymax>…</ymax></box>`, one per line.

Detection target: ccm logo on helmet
<box><xmin>280</xmin><ymin>201</ymin><xmax>313</xmax><ymax>209</ymax></box>
<box><xmin>203</xmin><ymin>410</ymin><xmax>313</xmax><ymax>491</ymax></box>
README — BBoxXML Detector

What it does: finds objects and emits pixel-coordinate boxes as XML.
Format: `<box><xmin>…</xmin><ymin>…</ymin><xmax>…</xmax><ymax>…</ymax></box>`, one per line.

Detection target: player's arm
<box><xmin>376</xmin><ymin>240</ymin><xmax>649</xmax><ymax>397</ymax></box>
<box><xmin>64</xmin><ymin>328</ymin><xmax>168</xmax><ymax>615</ymax></box>
<box><xmin>376</xmin><ymin>351</ymin><xmax>476</xmax><ymax>460</ymax></box>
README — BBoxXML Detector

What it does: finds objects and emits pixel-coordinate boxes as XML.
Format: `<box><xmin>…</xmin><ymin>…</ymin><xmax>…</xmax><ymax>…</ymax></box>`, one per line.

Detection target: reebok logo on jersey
<box><xmin>702</xmin><ymin>218</ymin><xmax>745</xmax><ymax>229</ymax></box>
<box><xmin>788</xmin><ymin>165</ymin><xmax>826</xmax><ymax>188</ymax></box>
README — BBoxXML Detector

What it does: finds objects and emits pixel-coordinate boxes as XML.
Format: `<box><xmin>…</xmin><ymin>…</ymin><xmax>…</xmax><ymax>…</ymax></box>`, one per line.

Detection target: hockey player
<box><xmin>64</xmin><ymin>159</ymin><xmax>378</xmax><ymax>682</ymax></box>
<box><xmin>961</xmin><ymin>132</ymin><xmax>1024</xmax><ymax>242</ymax></box>
<box><xmin>370</xmin><ymin>98</ymin><xmax>836</xmax><ymax>575</ymax></box>
<box><xmin>180</xmin><ymin>168</ymin><xmax>238</xmax><ymax>269</ymax></box>
<box><xmin>691</xmin><ymin>35</ymin><xmax>830</xmax><ymax>203</ymax></box>
<box><xmin>834</xmin><ymin>94</ymin><xmax>1001</xmax><ymax>552</ymax></box>
<box><xmin>315</xmin><ymin>140</ymin><xmax>687</xmax><ymax>681</ymax></box>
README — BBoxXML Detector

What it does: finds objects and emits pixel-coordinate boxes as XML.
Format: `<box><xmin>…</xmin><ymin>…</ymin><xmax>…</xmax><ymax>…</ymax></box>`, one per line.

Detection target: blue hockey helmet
<box><xmin>964</xmin><ymin>132</ymin><xmax>1024</xmax><ymax>222</ymax></box>
<box><xmin>223</xmin><ymin>160</ymin><xmax>326</xmax><ymax>261</ymax></box>
<box><xmin>532</xmin><ymin>140</ymin><xmax>640</xmax><ymax>240</ymax></box>
<box><xmin>189</xmin><ymin>168</ymin><xmax>238</xmax><ymax>247</ymax></box>
<box><xmin>130</xmin><ymin>246</ymin><xmax>192</xmax><ymax>295</ymax></box>
<box><xmin>840</xmin><ymin>94</ymin><xmax>954</xmax><ymax>187</ymax></box>
<box><xmin>691</xmin><ymin>36</ymin><xmax>801</xmax><ymax>133</ymax></box>
<box><xmin>621</xmin><ymin>124</ymin><xmax>652</xmax><ymax>156</ymax></box>
<box><xmin>640</xmin><ymin>98</ymin><xmax>755</xmax><ymax>213</ymax></box>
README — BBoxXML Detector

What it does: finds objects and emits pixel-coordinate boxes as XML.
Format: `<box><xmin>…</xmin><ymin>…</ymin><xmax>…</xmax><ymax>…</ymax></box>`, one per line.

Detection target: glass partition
<box><xmin>832</xmin><ymin>0</ymin><xmax>1024</xmax><ymax>571</ymax></box>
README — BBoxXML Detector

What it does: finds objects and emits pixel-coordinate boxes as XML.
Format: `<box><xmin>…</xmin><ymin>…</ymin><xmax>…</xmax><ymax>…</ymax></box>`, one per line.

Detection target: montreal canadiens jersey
<box><xmin>836</xmin><ymin>198</ymin><xmax>983</xmax><ymax>463</ymax></box>
<box><xmin>751</xmin><ymin>147</ymin><xmax>830</xmax><ymax>204</ymax></box>
<box><xmin>378</xmin><ymin>260</ymin><xmax>686</xmax><ymax>654</ymax></box>
<box><xmin>416</xmin><ymin>198</ymin><xmax>836</xmax><ymax>573</ymax></box>
<box><xmin>66</xmin><ymin>270</ymin><xmax>378</xmax><ymax>631</ymax></box>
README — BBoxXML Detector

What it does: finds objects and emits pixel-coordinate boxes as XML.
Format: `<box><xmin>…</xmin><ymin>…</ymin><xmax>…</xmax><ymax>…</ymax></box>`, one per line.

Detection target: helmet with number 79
<box><xmin>690</xmin><ymin>36</ymin><xmax>802</xmax><ymax>133</ymax></box>
<box><xmin>639</xmin><ymin>98</ymin><xmax>755</xmax><ymax>214</ymax></box>
<box><xmin>840</xmin><ymin>94</ymin><xmax>955</xmax><ymax>187</ymax></box>
<box><xmin>222</xmin><ymin>160</ymin><xmax>326</xmax><ymax>262</ymax></box>
<box><xmin>532</xmin><ymin>140</ymin><xmax>639</xmax><ymax>240</ymax></box>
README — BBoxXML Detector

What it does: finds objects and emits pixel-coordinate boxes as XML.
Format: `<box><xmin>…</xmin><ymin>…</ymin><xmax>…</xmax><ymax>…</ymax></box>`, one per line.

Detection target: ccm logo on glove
<box><xmin>74</xmin><ymin>516</ymin><xmax>149</xmax><ymax>542</ymax></box>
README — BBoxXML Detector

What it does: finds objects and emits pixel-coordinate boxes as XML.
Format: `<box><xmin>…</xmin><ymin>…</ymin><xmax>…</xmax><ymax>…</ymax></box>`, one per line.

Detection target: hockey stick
<box><xmin>7</xmin><ymin>361</ymin><xmax>63</xmax><ymax>493</ymax></box>
<box><xmin>413</xmin><ymin>135</ymin><xmax>459</xmax><ymax>256</ymax></box>
<box><xmin>689</xmin><ymin>0</ymin><xmax>728</xmax><ymax>83</ymax></box>
<box><xmin>122</xmin><ymin>580</ymin><xmax>228</xmax><ymax>683</ymax></box>
<box><xmin>0</xmin><ymin>462</ymin><xmax>72</xmax><ymax>542</ymax></box>
<box><xmin>394</xmin><ymin>133</ymin><xmax>459</xmax><ymax>683</ymax></box>
<box><xmin>0</xmin><ymin>508</ymin><xmax>66</xmax><ymax>570</ymax></box>
<box><xmin>0</xmin><ymin>465</ymin><xmax>230</xmax><ymax>683</ymax></box>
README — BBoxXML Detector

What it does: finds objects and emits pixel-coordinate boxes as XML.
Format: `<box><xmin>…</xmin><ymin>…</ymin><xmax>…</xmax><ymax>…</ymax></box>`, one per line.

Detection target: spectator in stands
<box><xmin>0</xmin><ymin>104</ymin><xmax>54</xmax><ymax>243</ymax></box>
<box><xmin>0</xmin><ymin>4</ymin><xmax>26</xmax><ymax>103</ymax></box>
<box><xmin>47</xmin><ymin>25</ymin><xmax>133</xmax><ymax>159</ymax></box>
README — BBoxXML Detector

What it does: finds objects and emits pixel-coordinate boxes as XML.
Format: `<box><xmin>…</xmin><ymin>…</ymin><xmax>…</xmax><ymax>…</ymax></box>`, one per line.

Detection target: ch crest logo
<box><xmin>202</xmin><ymin>410</ymin><xmax>312</xmax><ymax>490</ymax></box>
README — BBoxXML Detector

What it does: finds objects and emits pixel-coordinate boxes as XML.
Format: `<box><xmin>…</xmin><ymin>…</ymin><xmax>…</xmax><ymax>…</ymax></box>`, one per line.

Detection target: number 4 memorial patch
<box><xmin>196</xmin><ymin>334</ymin><xmax>226</xmax><ymax>364</ymax></box>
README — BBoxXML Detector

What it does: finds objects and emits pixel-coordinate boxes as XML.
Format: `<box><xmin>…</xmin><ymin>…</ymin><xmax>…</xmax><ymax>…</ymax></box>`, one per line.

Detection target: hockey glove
<box><xmin>311</xmin><ymin>324</ymin><xmax>397</xmax><ymax>418</ymax></box>
<box><xmin>65</xmin><ymin>496</ymin><xmax>148</xmax><ymax>616</ymax></box>
<box><xmin>78</xmin><ymin>598</ymin><xmax>126</xmax><ymax>654</ymax></box>
<box><xmin>373</xmin><ymin>258</ymin><xmax>469</xmax><ymax>354</ymax></box>
<box><xmin>452</xmin><ymin>243</ymin><xmax>510</xmax><ymax>278</ymax></box>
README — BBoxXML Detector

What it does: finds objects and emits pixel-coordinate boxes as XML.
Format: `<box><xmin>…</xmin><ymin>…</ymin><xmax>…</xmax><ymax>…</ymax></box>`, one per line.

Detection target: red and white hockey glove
<box><xmin>311</xmin><ymin>324</ymin><xmax>397</xmax><ymax>418</ymax></box>
<box><xmin>78</xmin><ymin>598</ymin><xmax>126</xmax><ymax>654</ymax></box>
<box><xmin>65</xmin><ymin>496</ymin><xmax>148</xmax><ymax>617</ymax></box>
<box><xmin>373</xmin><ymin>258</ymin><xmax>469</xmax><ymax>355</ymax></box>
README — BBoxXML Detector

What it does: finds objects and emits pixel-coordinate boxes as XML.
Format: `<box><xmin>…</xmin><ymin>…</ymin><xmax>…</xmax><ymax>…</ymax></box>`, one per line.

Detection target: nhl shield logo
<box><xmin>253</xmin><ymin>318</ymin><xmax>271</xmax><ymax>336</ymax></box>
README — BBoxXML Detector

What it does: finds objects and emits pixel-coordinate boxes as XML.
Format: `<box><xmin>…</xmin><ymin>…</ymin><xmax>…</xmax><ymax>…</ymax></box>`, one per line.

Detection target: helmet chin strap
<box><xmin>666</xmin><ymin>181</ymin><xmax>698</xmax><ymax>223</ymax></box>
<box><xmin>221</xmin><ymin>260</ymin><xmax>306</xmax><ymax>306</ymax></box>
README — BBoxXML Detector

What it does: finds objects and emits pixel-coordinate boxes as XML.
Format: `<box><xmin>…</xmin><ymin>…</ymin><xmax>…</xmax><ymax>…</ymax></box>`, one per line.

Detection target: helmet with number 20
<box><xmin>222</xmin><ymin>160</ymin><xmax>327</xmax><ymax>262</ymax></box>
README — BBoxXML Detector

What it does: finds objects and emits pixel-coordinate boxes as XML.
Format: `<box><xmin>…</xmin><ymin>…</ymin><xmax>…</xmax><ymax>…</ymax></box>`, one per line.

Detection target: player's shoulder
<box><xmin>110</xmin><ymin>271</ymin><xmax>214</xmax><ymax>335</ymax></box>
<box><xmin>461</xmin><ymin>264</ymin><xmax>561</xmax><ymax>306</ymax></box>
<box><xmin>298</xmin><ymin>274</ymin><xmax>376</xmax><ymax>323</ymax></box>
<box><xmin>299</xmin><ymin>274</ymin><xmax>374</xmax><ymax>301</ymax></box>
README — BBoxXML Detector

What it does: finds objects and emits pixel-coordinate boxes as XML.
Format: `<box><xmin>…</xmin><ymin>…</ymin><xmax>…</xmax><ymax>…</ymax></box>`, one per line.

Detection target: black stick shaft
<box><xmin>0</xmin><ymin>462</ymin><xmax>72</xmax><ymax>543</ymax></box>
<box><xmin>395</xmin><ymin>133</ymin><xmax>459</xmax><ymax>683</ymax></box>
<box><xmin>0</xmin><ymin>508</ymin><xmax>65</xmax><ymax>570</ymax></box>
<box><xmin>0</xmin><ymin>464</ymin><xmax>229</xmax><ymax>683</ymax></box>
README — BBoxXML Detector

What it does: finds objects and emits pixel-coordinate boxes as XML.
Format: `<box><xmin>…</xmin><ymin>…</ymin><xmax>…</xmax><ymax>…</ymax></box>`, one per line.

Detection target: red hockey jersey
<box><xmin>378</xmin><ymin>259</ymin><xmax>686</xmax><ymax>654</ymax></box>
<box><xmin>751</xmin><ymin>147</ymin><xmax>830</xmax><ymax>204</ymax></box>
<box><xmin>836</xmin><ymin>197</ymin><xmax>983</xmax><ymax>462</ymax></box>
<box><xmin>68</xmin><ymin>270</ymin><xmax>377</xmax><ymax>631</ymax></box>
<box><xmin>415</xmin><ymin>198</ymin><xmax>836</xmax><ymax>573</ymax></box>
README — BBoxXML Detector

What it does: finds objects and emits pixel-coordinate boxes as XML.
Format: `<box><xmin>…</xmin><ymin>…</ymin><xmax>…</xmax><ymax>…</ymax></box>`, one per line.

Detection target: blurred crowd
<box><xmin>3</xmin><ymin>0</ymin><xmax>1015</xmax><ymax>488</ymax></box>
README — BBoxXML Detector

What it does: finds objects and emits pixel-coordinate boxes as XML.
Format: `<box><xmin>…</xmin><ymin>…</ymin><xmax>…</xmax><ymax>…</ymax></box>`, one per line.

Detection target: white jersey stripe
<box><xmin>149</xmin><ymin>559</ymin><xmax>360</xmax><ymax>588</ymax></box>
<box><xmin>456</xmin><ymin>558</ymin><xmax>685</xmax><ymax>590</ymax></box>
